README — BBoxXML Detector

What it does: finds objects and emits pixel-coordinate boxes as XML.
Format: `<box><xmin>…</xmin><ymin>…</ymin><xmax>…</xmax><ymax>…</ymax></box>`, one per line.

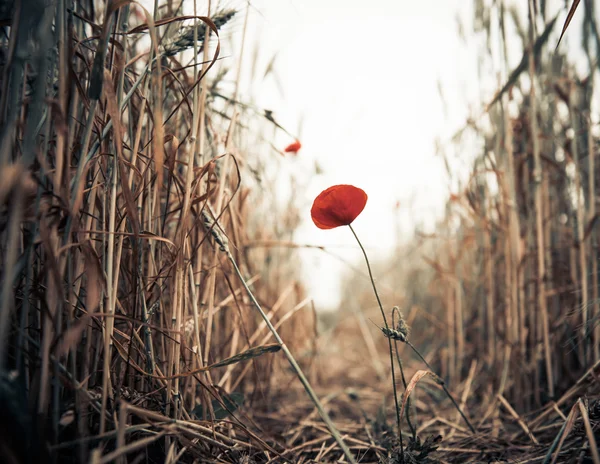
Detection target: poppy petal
<box><xmin>311</xmin><ymin>185</ymin><xmax>367</xmax><ymax>229</ymax></box>
<box><xmin>284</xmin><ymin>141</ymin><xmax>302</xmax><ymax>153</ymax></box>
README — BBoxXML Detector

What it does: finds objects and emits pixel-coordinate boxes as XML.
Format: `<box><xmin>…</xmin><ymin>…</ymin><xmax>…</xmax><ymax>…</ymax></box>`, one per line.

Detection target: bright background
<box><xmin>207</xmin><ymin>0</ymin><xmax>579</xmax><ymax>310</ymax></box>
<box><xmin>232</xmin><ymin>0</ymin><xmax>481</xmax><ymax>309</ymax></box>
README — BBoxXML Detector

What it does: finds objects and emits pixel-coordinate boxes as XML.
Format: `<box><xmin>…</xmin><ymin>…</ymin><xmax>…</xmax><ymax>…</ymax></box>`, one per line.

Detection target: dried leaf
<box><xmin>400</xmin><ymin>370</ymin><xmax>438</xmax><ymax>424</ymax></box>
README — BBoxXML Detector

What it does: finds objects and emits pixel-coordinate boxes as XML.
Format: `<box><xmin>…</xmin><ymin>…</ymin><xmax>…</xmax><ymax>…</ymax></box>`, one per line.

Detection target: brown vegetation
<box><xmin>0</xmin><ymin>0</ymin><xmax>598</xmax><ymax>463</ymax></box>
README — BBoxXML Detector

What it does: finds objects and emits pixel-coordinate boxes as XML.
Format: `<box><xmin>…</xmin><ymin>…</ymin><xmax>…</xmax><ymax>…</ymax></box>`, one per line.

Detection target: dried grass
<box><xmin>0</xmin><ymin>0</ymin><xmax>323</xmax><ymax>462</ymax></box>
<box><xmin>0</xmin><ymin>0</ymin><xmax>599</xmax><ymax>463</ymax></box>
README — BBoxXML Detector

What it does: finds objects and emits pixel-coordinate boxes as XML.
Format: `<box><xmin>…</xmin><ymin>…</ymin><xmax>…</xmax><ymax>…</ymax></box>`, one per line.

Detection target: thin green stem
<box><xmin>202</xmin><ymin>209</ymin><xmax>355</xmax><ymax>463</ymax></box>
<box><xmin>348</xmin><ymin>224</ymin><xmax>404</xmax><ymax>456</ymax></box>
<box><xmin>227</xmin><ymin>251</ymin><xmax>357</xmax><ymax>464</ymax></box>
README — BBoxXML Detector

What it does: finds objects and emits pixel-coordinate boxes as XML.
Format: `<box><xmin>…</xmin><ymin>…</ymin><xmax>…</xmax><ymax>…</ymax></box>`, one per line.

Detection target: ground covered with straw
<box><xmin>0</xmin><ymin>0</ymin><xmax>599</xmax><ymax>463</ymax></box>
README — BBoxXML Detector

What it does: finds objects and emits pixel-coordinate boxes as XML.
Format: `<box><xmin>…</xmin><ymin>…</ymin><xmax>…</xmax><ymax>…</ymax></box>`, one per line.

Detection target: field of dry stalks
<box><xmin>0</xmin><ymin>0</ymin><xmax>599</xmax><ymax>463</ymax></box>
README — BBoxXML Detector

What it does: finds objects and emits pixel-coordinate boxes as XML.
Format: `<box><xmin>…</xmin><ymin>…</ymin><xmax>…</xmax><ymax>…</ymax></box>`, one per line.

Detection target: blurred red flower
<box><xmin>284</xmin><ymin>140</ymin><xmax>302</xmax><ymax>154</ymax></box>
<box><xmin>311</xmin><ymin>184</ymin><xmax>368</xmax><ymax>229</ymax></box>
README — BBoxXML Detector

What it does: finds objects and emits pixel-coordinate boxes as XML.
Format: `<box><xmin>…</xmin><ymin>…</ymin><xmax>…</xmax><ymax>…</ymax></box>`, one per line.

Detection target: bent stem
<box><xmin>203</xmin><ymin>210</ymin><xmax>357</xmax><ymax>464</ymax></box>
<box><xmin>228</xmin><ymin>253</ymin><xmax>356</xmax><ymax>463</ymax></box>
<box><xmin>348</xmin><ymin>225</ymin><xmax>404</xmax><ymax>456</ymax></box>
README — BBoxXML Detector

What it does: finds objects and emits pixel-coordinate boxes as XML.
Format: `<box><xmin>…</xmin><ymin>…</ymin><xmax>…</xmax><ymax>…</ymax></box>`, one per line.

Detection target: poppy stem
<box><xmin>348</xmin><ymin>225</ymin><xmax>405</xmax><ymax>456</ymax></box>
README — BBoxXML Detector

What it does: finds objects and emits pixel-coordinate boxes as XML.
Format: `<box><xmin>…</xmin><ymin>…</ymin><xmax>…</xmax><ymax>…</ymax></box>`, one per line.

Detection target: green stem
<box><xmin>348</xmin><ymin>224</ymin><xmax>404</xmax><ymax>457</ymax></box>
<box><xmin>223</xmin><ymin>245</ymin><xmax>357</xmax><ymax>464</ymax></box>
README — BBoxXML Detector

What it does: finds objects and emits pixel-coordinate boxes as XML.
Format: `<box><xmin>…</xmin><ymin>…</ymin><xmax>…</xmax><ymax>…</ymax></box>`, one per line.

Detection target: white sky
<box><xmin>234</xmin><ymin>0</ymin><xmax>479</xmax><ymax>309</ymax></box>
<box><xmin>162</xmin><ymin>0</ymin><xmax>584</xmax><ymax>310</ymax></box>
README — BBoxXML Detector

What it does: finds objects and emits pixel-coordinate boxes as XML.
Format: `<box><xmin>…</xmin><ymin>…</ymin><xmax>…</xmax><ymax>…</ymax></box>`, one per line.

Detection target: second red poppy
<box><xmin>284</xmin><ymin>140</ymin><xmax>302</xmax><ymax>154</ymax></box>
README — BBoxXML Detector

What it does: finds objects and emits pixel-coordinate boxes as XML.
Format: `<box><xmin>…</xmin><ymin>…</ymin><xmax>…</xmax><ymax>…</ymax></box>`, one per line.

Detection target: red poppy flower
<box><xmin>284</xmin><ymin>140</ymin><xmax>302</xmax><ymax>154</ymax></box>
<box><xmin>311</xmin><ymin>184</ymin><xmax>368</xmax><ymax>229</ymax></box>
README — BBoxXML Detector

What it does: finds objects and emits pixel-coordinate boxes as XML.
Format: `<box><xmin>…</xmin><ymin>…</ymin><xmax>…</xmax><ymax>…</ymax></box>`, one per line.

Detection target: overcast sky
<box><xmin>227</xmin><ymin>0</ymin><xmax>482</xmax><ymax>309</ymax></box>
<box><xmin>163</xmin><ymin>0</ymin><xmax>586</xmax><ymax>310</ymax></box>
